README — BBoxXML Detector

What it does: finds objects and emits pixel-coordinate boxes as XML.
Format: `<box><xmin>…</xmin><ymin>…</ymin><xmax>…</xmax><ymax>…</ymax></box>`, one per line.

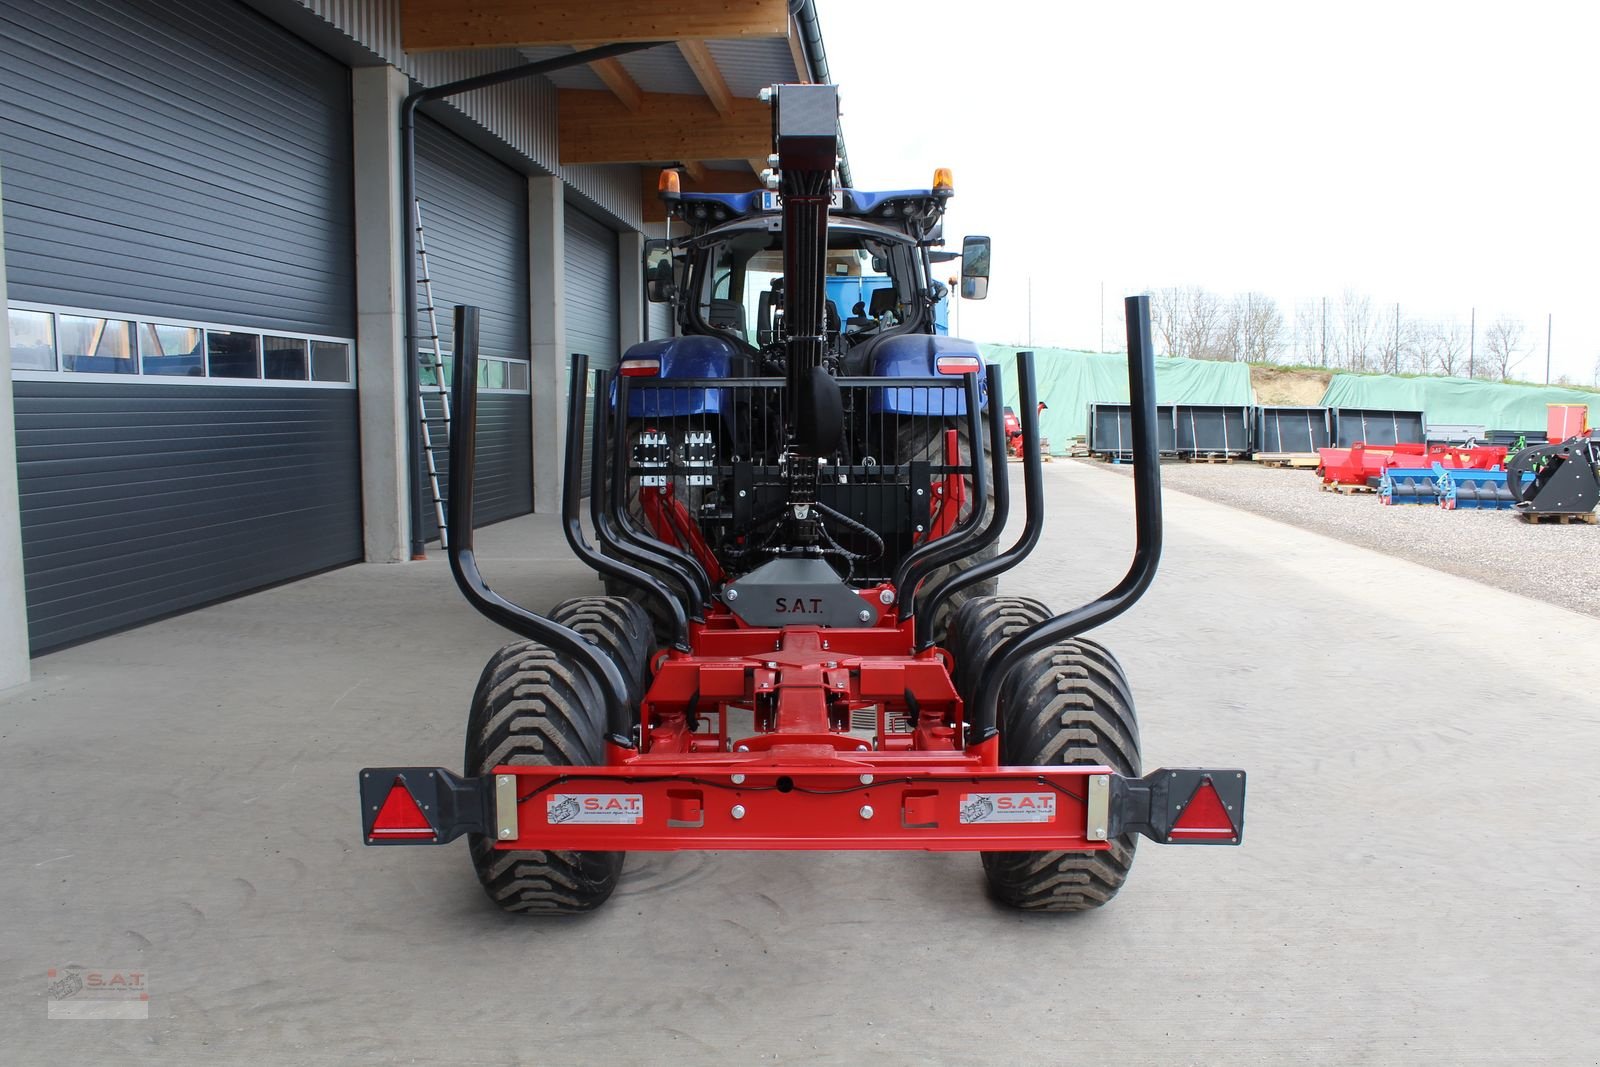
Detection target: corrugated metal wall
<box><xmin>415</xmin><ymin>116</ymin><xmax>529</xmax><ymax>357</ymax></box>
<box><xmin>414</xmin><ymin>116</ymin><xmax>532</xmax><ymax>537</ymax></box>
<box><xmin>14</xmin><ymin>382</ymin><xmax>362</xmax><ymax>652</ymax></box>
<box><xmin>0</xmin><ymin>0</ymin><xmax>355</xmax><ymax>336</ymax></box>
<box><xmin>3</xmin><ymin>0</ymin><xmax>364</xmax><ymax>652</ymax></box>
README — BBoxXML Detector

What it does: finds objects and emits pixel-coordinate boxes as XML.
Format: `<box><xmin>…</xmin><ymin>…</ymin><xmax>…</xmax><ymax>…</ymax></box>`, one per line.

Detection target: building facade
<box><xmin>0</xmin><ymin>0</ymin><xmax>836</xmax><ymax>682</ymax></box>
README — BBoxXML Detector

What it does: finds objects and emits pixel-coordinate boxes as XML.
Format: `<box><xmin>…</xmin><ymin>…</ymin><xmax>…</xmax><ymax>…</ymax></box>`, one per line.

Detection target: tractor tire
<box><xmin>897</xmin><ymin>416</ymin><xmax>998</xmax><ymax>639</ymax></box>
<box><xmin>464</xmin><ymin>599</ymin><xmax>652</xmax><ymax>915</ymax></box>
<box><xmin>984</xmin><ymin>640</ymin><xmax>1141</xmax><ymax>911</ymax></box>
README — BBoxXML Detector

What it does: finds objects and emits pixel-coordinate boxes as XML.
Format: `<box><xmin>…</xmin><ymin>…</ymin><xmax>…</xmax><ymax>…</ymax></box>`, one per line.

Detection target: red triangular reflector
<box><xmin>371</xmin><ymin>777</ymin><xmax>435</xmax><ymax>837</ymax></box>
<box><xmin>1170</xmin><ymin>779</ymin><xmax>1235</xmax><ymax>839</ymax></box>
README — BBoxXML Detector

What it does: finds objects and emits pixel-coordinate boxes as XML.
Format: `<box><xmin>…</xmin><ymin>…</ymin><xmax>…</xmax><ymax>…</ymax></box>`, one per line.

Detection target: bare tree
<box><xmin>1226</xmin><ymin>292</ymin><xmax>1285</xmax><ymax>363</ymax></box>
<box><xmin>1333</xmin><ymin>289</ymin><xmax>1376</xmax><ymax>371</ymax></box>
<box><xmin>1182</xmin><ymin>287</ymin><xmax>1227</xmax><ymax>360</ymax></box>
<box><xmin>1592</xmin><ymin>352</ymin><xmax>1600</xmax><ymax>388</ymax></box>
<box><xmin>1293</xmin><ymin>302</ymin><xmax>1325</xmax><ymax>366</ymax></box>
<box><xmin>1151</xmin><ymin>287</ymin><xmax>1184</xmax><ymax>357</ymax></box>
<box><xmin>1374</xmin><ymin>304</ymin><xmax>1405</xmax><ymax>375</ymax></box>
<box><xmin>1421</xmin><ymin>322</ymin><xmax>1467</xmax><ymax>376</ymax></box>
<box><xmin>1481</xmin><ymin>316</ymin><xmax>1529</xmax><ymax>381</ymax></box>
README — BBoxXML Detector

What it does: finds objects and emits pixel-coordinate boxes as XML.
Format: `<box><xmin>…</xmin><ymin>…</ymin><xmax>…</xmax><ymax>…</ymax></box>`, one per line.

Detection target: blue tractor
<box><xmin>610</xmin><ymin>170</ymin><xmax>996</xmax><ymax>637</ymax></box>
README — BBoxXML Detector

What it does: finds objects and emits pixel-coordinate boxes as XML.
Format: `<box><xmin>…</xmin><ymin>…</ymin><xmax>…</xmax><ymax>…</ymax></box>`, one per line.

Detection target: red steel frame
<box><xmin>493</xmin><ymin>606</ymin><xmax>1116</xmax><ymax>854</ymax></box>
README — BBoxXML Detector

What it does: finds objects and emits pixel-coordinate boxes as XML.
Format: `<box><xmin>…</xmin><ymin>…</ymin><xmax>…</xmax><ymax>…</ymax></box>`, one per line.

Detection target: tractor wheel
<box><xmin>983</xmin><ymin>639</ymin><xmax>1141</xmax><ymax>911</ymax></box>
<box><xmin>464</xmin><ymin>599</ymin><xmax>651</xmax><ymax>915</ymax></box>
<box><xmin>896</xmin><ymin>417</ymin><xmax>999</xmax><ymax>638</ymax></box>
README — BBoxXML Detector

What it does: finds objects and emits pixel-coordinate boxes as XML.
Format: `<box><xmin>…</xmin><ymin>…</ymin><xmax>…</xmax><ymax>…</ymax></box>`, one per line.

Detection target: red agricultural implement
<box><xmin>1320</xmin><ymin>441</ymin><xmax>1507</xmax><ymax>490</ymax></box>
<box><xmin>360</xmin><ymin>83</ymin><xmax>1245</xmax><ymax>914</ymax></box>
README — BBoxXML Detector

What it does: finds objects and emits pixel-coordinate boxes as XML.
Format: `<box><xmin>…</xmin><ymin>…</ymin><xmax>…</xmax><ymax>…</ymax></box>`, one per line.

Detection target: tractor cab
<box><xmin>642</xmin><ymin>174</ymin><xmax>990</xmax><ymax>380</ymax></box>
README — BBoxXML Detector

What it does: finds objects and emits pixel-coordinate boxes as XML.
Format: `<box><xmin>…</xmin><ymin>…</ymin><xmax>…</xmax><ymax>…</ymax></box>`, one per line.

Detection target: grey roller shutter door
<box><xmin>564</xmin><ymin>207</ymin><xmax>619</xmax><ymax>494</ymax></box>
<box><xmin>648</xmin><ymin>300</ymin><xmax>673</xmax><ymax>340</ymax></box>
<box><xmin>565</xmin><ymin>207</ymin><xmax>620</xmax><ymax>370</ymax></box>
<box><xmin>414</xmin><ymin>116</ymin><xmax>531</xmax><ymax>535</ymax></box>
<box><xmin>14</xmin><ymin>383</ymin><xmax>361</xmax><ymax>652</ymax></box>
<box><xmin>1</xmin><ymin>0</ymin><xmax>360</xmax><ymax>652</ymax></box>
<box><xmin>0</xmin><ymin>0</ymin><xmax>353</xmax><ymax>335</ymax></box>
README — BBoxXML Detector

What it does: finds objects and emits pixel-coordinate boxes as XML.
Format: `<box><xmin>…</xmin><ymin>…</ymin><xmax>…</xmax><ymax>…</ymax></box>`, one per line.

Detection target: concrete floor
<box><xmin>3</xmin><ymin>461</ymin><xmax>1598</xmax><ymax>1065</ymax></box>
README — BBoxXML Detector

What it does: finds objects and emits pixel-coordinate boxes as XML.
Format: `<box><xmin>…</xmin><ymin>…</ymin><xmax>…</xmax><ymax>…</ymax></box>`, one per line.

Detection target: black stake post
<box><xmin>967</xmin><ymin>297</ymin><xmax>1165</xmax><ymax>745</ymax></box>
<box><xmin>402</xmin><ymin>42</ymin><xmax>669</xmax><ymax>557</ymax></box>
<box><xmin>444</xmin><ymin>307</ymin><xmax>634</xmax><ymax>746</ymax></box>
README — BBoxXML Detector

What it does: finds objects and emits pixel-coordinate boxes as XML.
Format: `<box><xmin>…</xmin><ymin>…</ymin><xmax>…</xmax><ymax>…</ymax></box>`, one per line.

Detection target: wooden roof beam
<box><xmin>560</xmin><ymin>89</ymin><xmax>772</xmax><ymax>165</ymax></box>
<box><xmin>676</xmin><ymin>40</ymin><xmax>734</xmax><ymax>118</ymax></box>
<box><xmin>402</xmin><ymin>0</ymin><xmax>789</xmax><ymax>52</ymax></box>
<box><xmin>587</xmin><ymin>54</ymin><xmax>642</xmax><ymax>112</ymax></box>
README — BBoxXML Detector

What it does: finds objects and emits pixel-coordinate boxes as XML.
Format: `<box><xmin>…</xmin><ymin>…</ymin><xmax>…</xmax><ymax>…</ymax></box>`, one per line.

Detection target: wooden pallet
<box><xmin>1518</xmin><ymin>511</ymin><xmax>1598</xmax><ymax>525</ymax></box>
<box><xmin>1183</xmin><ymin>454</ymin><xmax>1238</xmax><ymax>464</ymax></box>
<box><xmin>1320</xmin><ymin>481</ymin><xmax>1375</xmax><ymax>495</ymax></box>
<box><xmin>1255</xmin><ymin>452</ymin><xmax>1321</xmax><ymax>469</ymax></box>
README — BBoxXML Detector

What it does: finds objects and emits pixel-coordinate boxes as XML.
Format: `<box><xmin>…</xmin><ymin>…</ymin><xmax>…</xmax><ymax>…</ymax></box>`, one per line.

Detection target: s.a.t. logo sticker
<box><xmin>546</xmin><ymin>794</ymin><xmax>644</xmax><ymax>824</ymax></box>
<box><xmin>959</xmin><ymin>793</ymin><xmax>1056</xmax><ymax>824</ymax></box>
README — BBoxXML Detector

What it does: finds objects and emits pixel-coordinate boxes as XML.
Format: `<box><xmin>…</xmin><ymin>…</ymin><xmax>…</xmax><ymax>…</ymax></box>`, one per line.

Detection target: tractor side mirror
<box><xmin>644</xmin><ymin>239</ymin><xmax>674</xmax><ymax>303</ymax></box>
<box><xmin>960</xmin><ymin>235</ymin><xmax>991</xmax><ymax>300</ymax></box>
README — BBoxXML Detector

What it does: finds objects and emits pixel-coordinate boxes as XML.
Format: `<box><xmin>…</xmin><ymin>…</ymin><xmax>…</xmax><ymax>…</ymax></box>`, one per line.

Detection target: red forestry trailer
<box><xmin>360</xmin><ymin>81</ymin><xmax>1246</xmax><ymax>914</ymax></box>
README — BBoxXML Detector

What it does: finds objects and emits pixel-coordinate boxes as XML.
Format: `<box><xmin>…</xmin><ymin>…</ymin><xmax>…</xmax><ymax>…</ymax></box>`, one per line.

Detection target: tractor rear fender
<box><xmin>870</xmin><ymin>334</ymin><xmax>988</xmax><ymax>415</ymax></box>
<box><xmin>617</xmin><ymin>335</ymin><xmax>740</xmax><ymax>419</ymax></box>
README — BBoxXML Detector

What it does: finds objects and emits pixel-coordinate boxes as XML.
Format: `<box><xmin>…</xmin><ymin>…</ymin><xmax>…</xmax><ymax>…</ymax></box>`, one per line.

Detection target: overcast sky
<box><xmin>814</xmin><ymin>0</ymin><xmax>1600</xmax><ymax>383</ymax></box>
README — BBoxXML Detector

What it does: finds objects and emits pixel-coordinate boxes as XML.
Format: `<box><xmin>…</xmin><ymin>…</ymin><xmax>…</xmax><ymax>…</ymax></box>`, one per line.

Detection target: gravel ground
<box><xmin>1093</xmin><ymin>457</ymin><xmax>1600</xmax><ymax>618</ymax></box>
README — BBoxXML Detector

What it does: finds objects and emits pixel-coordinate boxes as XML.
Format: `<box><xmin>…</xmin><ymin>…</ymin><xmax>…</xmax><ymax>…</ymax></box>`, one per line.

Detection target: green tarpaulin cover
<box><xmin>979</xmin><ymin>345</ymin><xmax>1255</xmax><ymax>452</ymax></box>
<box><xmin>1319</xmin><ymin>374</ymin><xmax>1598</xmax><ymax>433</ymax></box>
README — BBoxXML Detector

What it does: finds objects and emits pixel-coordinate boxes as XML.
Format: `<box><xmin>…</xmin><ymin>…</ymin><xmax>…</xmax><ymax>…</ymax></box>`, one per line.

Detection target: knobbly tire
<box><xmin>898</xmin><ymin>417</ymin><xmax>998</xmax><ymax>638</ymax></box>
<box><xmin>463</xmin><ymin>596</ymin><xmax>654</xmax><ymax>915</ymax></box>
<box><xmin>949</xmin><ymin>596</ymin><xmax>1142</xmax><ymax>911</ymax></box>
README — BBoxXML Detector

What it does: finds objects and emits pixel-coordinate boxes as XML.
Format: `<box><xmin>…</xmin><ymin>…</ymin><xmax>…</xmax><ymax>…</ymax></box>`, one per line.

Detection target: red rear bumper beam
<box><xmin>359</xmin><ymin>765</ymin><xmax>1245</xmax><ymax>851</ymax></box>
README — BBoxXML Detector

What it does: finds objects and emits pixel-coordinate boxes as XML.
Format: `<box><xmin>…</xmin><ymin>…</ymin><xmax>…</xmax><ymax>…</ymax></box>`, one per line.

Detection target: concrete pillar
<box><xmin>351</xmin><ymin>65</ymin><xmax>411</xmax><ymax>563</ymax></box>
<box><xmin>529</xmin><ymin>176</ymin><xmax>566</xmax><ymax>513</ymax></box>
<box><xmin>618</xmin><ymin>229</ymin><xmax>645</xmax><ymax>354</ymax></box>
<box><xmin>0</xmin><ymin>168</ymin><xmax>32</xmax><ymax>689</ymax></box>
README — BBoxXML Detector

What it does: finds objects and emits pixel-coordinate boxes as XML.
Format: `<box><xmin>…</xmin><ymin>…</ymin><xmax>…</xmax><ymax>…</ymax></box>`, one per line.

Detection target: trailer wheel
<box><xmin>897</xmin><ymin>418</ymin><xmax>999</xmax><ymax>637</ymax></box>
<box><xmin>549</xmin><ymin>595</ymin><xmax>656</xmax><ymax>710</ymax></box>
<box><xmin>984</xmin><ymin>640</ymin><xmax>1141</xmax><ymax>911</ymax></box>
<box><xmin>463</xmin><ymin>640</ymin><xmax>624</xmax><ymax>914</ymax></box>
<box><xmin>943</xmin><ymin>594</ymin><xmax>1051</xmax><ymax>699</ymax></box>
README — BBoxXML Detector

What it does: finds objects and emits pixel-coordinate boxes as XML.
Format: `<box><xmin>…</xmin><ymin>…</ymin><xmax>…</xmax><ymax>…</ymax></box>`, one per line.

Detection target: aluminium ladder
<box><xmin>413</xmin><ymin>198</ymin><xmax>450</xmax><ymax>548</ymax></box>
